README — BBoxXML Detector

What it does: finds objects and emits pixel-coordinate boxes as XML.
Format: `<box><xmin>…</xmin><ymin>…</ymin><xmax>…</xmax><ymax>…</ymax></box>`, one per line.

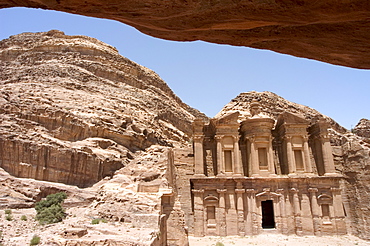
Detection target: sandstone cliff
<box><xmin>1</xmin><ymin>1</ymin><xmax>370</xmax><ymax>69</ymax></box>
<box><xmin>0</xmin><ymin>30</ymin><xmax>205</xmax><ymax>187</ymax></box>
<box><xmin>0</xmin><ymin>145</ymin><xmax>176</xmax><ymax>245</ymax></box>
<box><xmin>217</xmin><ymin>91</ymin><xmax>370</xmax><ymax>240</ymax></box>
<box><xmin>353</xmin><ymin>118</ymin><xmax>370</xmax><ymax>140</ymax></box>
<box><xmin>1</xmin><ymin>31</ymin><xmax>370</xmax><ymax>244</ymax></box>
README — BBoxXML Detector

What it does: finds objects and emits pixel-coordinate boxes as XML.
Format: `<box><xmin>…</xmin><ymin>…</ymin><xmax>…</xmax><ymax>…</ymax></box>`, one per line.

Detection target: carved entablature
<box><xmin>240</xmin><ymin>117</ymin><xmax>275</xmax><ymax>138</ymax></box>
<box><xmin>256</xmin><ymin>188</ymin><xmax>282</xmax><ymax>201</ymax></box>
<box><xmin>193</xmin><ymin>118</ymin><xmax>205</xmax><ymax>135</ymax></box>
<box><xmin>308</xmin><ymin>119</ymin><xmax>330</xmax><ymax>138</ymax></box>
<box><xmin>214</xmin><ymin>111</ymin><xmax>240</xmax><ymax>126</ymax></box>
<box><xmin>274</xmin><ymin>112</ymin><xmax>309</xmax><ymax>138</ymax></box>
<box><xmin>284</xmin><ymin>127</ymin><xmax>308</xmax><ymax>136</ymax></box>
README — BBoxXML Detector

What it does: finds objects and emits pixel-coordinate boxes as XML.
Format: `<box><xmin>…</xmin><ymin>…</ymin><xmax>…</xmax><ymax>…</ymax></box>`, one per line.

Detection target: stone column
<box><xmin>277</xmin><ymin>189</ymin><xmax>287</xmax><ymax>234</ymax></box>
<box><xmin>331</xmin><ymin>187</ymin><xmax>347</xmax><ymax>234</ymax></box>
<box><xmin>227</xmin><ymin>189</ymin><xmax>238</xmax><ymax>235</ymax></box>
<box><xmin>217</xmin><ymin>189</ymin><xmax>227</xmax><ymax>236</ymax></box>
<box><xmin>246</xmin><ymin>189</ymin><xmax>258</xmax><ymax>235</ymax></box>
<box><xmin>290</xmin><ymin>188</ymin><xmax>302</xmax><ymax>235</ymax></box>
<box><xmin>268</xmin><ymin>136</ymin><xmax>276</xmax><ymax>175</ymax></box>
<box><xmin>192</xmin><ymin>189</ymin><xmax>205</xmax><ymax>237</ymax></box>
<box><xmin>285</xmin><ymin>136</ymin><xmax>296</xmax><ymax>174</ymax></box>
<box><xmin>308</xmin><ymin>188</ymin><xmax>321</xmax><ymax>236</ymax></box>
<box><xmin>235</xmin><ymin>187</ymin><xmax>246</xmax><ymax>236</ymax></box>
<box><xmin>303</xmin><ymin>136</ymin><xmax>313</xmax><ymax>173</ymax></box>
<box><xmin>233</xmin><ymin>136</ymin><xmax>243</xmax><ymax>176</ymax></box>
<box><xmin>194</xmin><ymin>135</ymin><xmax>205</xmax><ymax>176</ymax></box>
<box><xmin>248</xmin><ymin>137</ymin><xmax>259</xmax><ymax>177</ymax></box>
<box><xmin>321</xmin><ymin>135</ymin><xmax>336</xmax><ymax>175</ymax></box>
<box><xmin>215</xmin><ymin>135</ymin><xmax>224</xmax><ymax>176</ymax></box>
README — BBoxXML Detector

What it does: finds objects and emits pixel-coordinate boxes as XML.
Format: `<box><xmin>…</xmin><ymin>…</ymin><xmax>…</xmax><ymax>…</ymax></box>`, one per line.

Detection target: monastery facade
<box><xmin>188</xmin><ymin>100</ymin><xmax>347</xmax><ymax>237</ymax></box>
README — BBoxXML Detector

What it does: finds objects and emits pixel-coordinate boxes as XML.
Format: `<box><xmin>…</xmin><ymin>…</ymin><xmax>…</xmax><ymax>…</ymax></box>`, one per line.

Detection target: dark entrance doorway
<box><xmin>261</xmin><ymin>200</ymin><xmax>275</xmax><ymax>228</ymax></box>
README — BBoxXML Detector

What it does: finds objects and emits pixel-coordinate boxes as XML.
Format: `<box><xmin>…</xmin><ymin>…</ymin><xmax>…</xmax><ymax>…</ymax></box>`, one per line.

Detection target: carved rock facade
<box><xmin>187</xmin><ymin>100</ymin><xmax>346</xmax><ymax>237</ymax></box>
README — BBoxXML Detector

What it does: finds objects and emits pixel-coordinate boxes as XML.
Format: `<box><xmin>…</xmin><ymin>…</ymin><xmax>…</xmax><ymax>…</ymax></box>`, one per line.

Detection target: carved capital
<box><xmin>215</xmin><ymin>135</ymin><xmax>223</xmax><ymax>141</ymax></box>
<box><xmin>192</xmin><ymin>189</ymin><xmax>204</xmax><ymax>194</ymax></box>
<box><xmin>330</xmin><ymin>187</ymin><xmax>341</xmax><ymax>193</ymax></box>
<box><xmin>246</xmin><ymin>135</ymin><xmax>255</xmax><ymax>142</ymax></box>
<box><xmin>276</xmin><ymin>188</ymin><xmax>284</xmax><ymax>194</ymax></box>
<box><xmin>283</xmin><ymin>135</ymin><xmax>292</xmax><ymax>141</ymax></box>
<box><xmin>193</xmin><ymin>135</ymin><xmax>204</xmax><ymax>142</ymax></box>
<box><xmin>319</xmin><ymin>134</ymin><xmax>330</xmax><ymax>140</ymax></box>
<box><xmin>308</xmin><ymin>188</ymin><xmax>319</xmax><ymax>193</ymax></box>
<box><xmin>235</xmin><ymin>189</ymin><xmax>245</xmax><ymax>194</ymax></box>
<box><xmin>290</xmin><ymin>188</ymin><xmax>299</xmax><ymax>193</ymax></box>
<box><xmin>217</xmin><ymin>189</ymin><xmax>227</xmax><ymax>194</ymax></box>
<box><xmin>246</xmin><ymin>189</ymin><xmax>256</xmax><ymax>194</ymax></box>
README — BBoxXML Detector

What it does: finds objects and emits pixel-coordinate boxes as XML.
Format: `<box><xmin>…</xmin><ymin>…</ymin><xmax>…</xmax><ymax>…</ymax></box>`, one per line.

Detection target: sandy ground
<box><xmin>189</xmin><ymin>234</ymin><xmax>370</xmax><ymax>246</ymax></box>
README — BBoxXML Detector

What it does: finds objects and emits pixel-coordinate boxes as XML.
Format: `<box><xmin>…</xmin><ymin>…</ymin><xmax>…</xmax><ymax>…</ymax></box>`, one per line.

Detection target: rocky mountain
<box><xmin>0</xmin><ymin>30</ymin><xmax>205</xmax><ymax>188</ymax></box>
<box><xmin>0</xmin><ymin>31</ymin><xmax>369</xmax><ymax>245</ymax></box>
<box><xmin>354</xmin><ymin>118</ymin><xmax>370</xmax><ymax>140</ymax></box>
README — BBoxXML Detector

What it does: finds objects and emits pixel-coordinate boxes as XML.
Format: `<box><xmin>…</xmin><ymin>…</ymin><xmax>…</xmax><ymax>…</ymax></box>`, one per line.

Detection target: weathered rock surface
<box><xmin>1</xmin><ymin>1</ymin><xmax>370</xmax><ymax>69</ymax></box>
<box><xmin>217</xmin><ymin>91</ymin><xmax>370</xmax><ymax>240</ymax></box>
<box><xmin>0</xmin><ymin>145</ymin><xmax>177</xmax><ymax>245</ymax></box>
<box><xmin>353</xmin><ymin>118</ymin><xmax>370</xmax><ymax>140</ymax></box>
<box><xmin>0</xmin><ymin>30</ymin><xmax>205</xmax><ymax>187</ymax></box>
<box><xmin>1</xmin><ymin>31</ymin><xmax>370</xmax><ymax>245</ymax></box>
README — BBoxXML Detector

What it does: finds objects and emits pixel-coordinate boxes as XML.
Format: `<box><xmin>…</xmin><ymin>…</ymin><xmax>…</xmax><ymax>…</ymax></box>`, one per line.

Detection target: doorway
<box><xmin>261</xmin><ymin>200</ymin><xmax>275</xmax><ymax>228</ymax></box>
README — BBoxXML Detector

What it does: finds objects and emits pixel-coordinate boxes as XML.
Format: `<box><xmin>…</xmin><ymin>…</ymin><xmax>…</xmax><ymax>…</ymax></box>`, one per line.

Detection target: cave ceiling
<box><xmin>1</xmin><ymin>0</ymin><xmax>370</xmax><ymax>69</ymax></box>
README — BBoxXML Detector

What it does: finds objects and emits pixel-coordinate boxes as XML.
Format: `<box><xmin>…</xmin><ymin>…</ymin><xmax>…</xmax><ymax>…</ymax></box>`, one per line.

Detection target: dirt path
<box><xmin>188</xmin><ymin>234</ymin><xmax>370</xmax><ymax>246</ymax></box>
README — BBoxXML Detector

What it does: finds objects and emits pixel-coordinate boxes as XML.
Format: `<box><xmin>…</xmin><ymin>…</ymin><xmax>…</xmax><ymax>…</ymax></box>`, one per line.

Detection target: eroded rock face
<box><xmin>0</xmin><ymin>146</ymin><xmax>175</xmax><ymax>245</ymax></box>
<box><xmin>1</xmin><ymin>1</ymin><xmax>370</xmax><ymax>69</ymax></box>
<box><xmin>0</xmin><ymin>30</ymin><xmax>205</xmax><ymax>187</ymax></box>
<box><xmin>354</xmin><ymin>118</ymin><xmax>370</xmax><ymax>140</ymax></box>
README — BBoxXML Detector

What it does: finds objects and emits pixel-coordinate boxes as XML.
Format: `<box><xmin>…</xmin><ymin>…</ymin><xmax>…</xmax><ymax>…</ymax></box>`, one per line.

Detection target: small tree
<box><xmin>5</xmin><ymin>214</ymin><xmax>12</xmax><ymax>221</ymax></box>
<box><xmin>30</xmin><ymin>235</ymin><xmax>41</xmax><ymax>245</ymax></box>
<box><xmin>91</xmin><ymin>218</ymin><xmax>100</xmax><ymax>224</ymax></box>
<box><xmin>35</xmin><ymin>192</ymin><xmax>67</xmax><ymax>225</ymax></box>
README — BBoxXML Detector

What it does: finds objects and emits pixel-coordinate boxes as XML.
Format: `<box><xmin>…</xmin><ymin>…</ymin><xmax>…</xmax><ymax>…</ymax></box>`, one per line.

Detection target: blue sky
<box><xmin>1</xmin><ymin>7</ymin><xmax>369</xmax><ymax>130</ymax></box>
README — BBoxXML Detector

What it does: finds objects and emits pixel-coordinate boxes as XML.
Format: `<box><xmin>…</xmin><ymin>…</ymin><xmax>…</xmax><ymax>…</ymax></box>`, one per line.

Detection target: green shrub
<box><xmin>91</xmin><ymin>218</ymin><xmax>108</xmax><ymax>224</ymax></box>
<box><xmin>35</xmin><ymin>192</ymin><xmax>67</xmax><ymax>225</ymax></box>
<box><xmin>215</xmin><ymin>242</ymin><xmax>224</xmax><ymax>246</ymax></box>
<box><xmin>4</xmin><ymin>209</ymin><xmax>11</xmax><ymax>215</ymax></box>
<box><xmin>21</xmin><ymin>215</ymin><xmax>27</xmax><ymax>221</ymax></box>
<box><xmin>92</xmin><ymin>218</ymin><xmax>100</xmax><ymax>224</ymax></box>
<box><xmin>30</xmin><ymin>235</ymin><xmax>41</xmax><ymax>245</ymax></box>
<box><xmin>5</xmin><ymin>214</ymin><xmax>13</xmax><ymax>221</ymax></box>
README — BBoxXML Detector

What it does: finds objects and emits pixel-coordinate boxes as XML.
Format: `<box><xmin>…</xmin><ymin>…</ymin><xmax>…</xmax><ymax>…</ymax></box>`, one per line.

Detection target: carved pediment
<box><xmin>214</xmin><ymin>111</ymin><xmax>240</xmax><ymax>125</ymax></box>
<box><xmin>276</xmin><ymin>111</ymin><xmax>309</xmax><ymax>129</ymax></box>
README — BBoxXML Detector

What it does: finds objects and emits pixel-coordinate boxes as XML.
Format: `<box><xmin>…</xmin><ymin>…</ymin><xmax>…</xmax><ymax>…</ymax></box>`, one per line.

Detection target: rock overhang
<box><xmin>1</xmin><ymin>0</ymin><xmax>370</xmax><ymax>69</ymax></box>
